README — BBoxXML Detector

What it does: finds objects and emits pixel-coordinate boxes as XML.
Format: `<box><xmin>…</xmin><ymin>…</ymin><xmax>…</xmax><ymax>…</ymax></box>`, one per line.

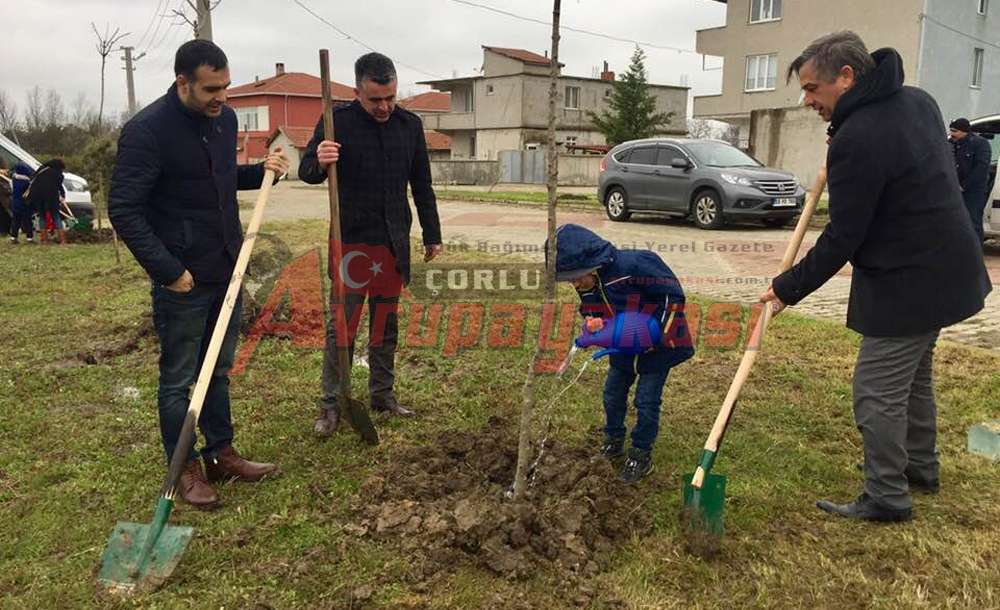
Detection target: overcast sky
<box><xmin>3</xmin><ymin>0</ymin><xmax>726</xmax><ymax>121</ymax></box>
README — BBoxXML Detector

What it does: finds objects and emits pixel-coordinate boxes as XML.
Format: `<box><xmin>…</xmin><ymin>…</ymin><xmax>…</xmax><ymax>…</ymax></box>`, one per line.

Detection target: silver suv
<box><xmin>598</xmin><ymin>138</ymin><xmax>806</xmax><ymax>229</ymax></box>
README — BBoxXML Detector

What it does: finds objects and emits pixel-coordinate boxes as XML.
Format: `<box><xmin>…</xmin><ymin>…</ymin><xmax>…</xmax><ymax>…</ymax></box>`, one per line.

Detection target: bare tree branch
<box><xmin>91</xmin><ymin>21</ymin><xmax>130</xmax><ymax>134</ymax></box>
<box><xmin>0</xmin><ymin>90</ymin><xmax>18</xmax><ymax>136</ymax></box>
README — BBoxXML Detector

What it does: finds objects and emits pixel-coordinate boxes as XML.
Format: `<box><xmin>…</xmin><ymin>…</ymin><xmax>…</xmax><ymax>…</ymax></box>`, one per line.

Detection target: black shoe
<box><xmin>618</xmin><ymin>448</ymin><xmax>653</xmax><ymax>483</ymax></box>
<box><xmin>599</xmin><ymin>438</ymin><xmax>625</xmax><ymax>460</ymax></box>
<box><xmin>855</xmin><ymin>463</ymin><xmax>939</xmax><ymax>494</ymax></box>
<box><xmin>371</xmin><ymin>397</ymin><xmax>415</xmax><ymax>417</ymax></box>
<box><xmin>816</xmin><ymin>492</ymin><xmax>912</xmax><ymax>522</ymax></box>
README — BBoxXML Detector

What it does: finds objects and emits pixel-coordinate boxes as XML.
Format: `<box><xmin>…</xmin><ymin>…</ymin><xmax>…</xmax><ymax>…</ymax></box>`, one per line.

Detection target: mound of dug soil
<box><xmin>351</xmin><ymin>417</ymin><xmax>653</xmax><ymax>585</ymax></box>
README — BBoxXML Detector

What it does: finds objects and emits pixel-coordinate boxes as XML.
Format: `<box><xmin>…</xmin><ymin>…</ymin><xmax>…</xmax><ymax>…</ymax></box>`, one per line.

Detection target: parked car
<box><xmin>969</xmin><ymin>114</ymin><xmax>999</xmax><ymax>239</ymax></box>
<box><xmin>0</xmin><ymin>133</ymin><xmax>94</xmax><ymax>220</ymax></box>
<box><xmin>598</xmin><ymin>138</ymin><xmax>807</xmax><ymax>229</ymax></box>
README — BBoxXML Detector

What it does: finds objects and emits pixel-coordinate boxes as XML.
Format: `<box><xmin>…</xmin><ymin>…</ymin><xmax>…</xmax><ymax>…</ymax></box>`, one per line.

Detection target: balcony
<box><xmin>420</xmin><ymin>112</ymin><xmax>475</xmax><ymax>132</ymax></box>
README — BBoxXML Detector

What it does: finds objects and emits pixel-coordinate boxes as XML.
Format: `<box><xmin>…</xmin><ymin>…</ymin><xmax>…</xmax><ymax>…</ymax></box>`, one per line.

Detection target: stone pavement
<box><xmin>243</xmin><ymin>185</ymin><xmax>1000</xmax><ymax>352</ymax></box>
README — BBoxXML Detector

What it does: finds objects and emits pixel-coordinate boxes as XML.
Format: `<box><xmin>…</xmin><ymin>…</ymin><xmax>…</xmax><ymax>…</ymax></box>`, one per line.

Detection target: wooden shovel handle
<box><xmin>691</xmin><ymin>166</ymin><xmax>828</xmax><ymax>488</ymax></box>
<box><xmin>161</xmin><ymin>168</ymin><xmax>276</xmax><ymax>496</ymax></box>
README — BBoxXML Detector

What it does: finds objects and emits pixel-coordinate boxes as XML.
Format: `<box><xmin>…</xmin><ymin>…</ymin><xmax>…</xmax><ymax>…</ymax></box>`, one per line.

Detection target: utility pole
<box><xmin>120</xmin><ymin>46</ymin><xmax>146</xmax><ymax>116</ymax></box>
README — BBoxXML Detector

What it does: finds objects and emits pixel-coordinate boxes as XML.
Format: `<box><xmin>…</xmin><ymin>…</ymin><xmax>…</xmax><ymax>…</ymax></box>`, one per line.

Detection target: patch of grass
<box><xmin>435</xmin><ymin>188</ymin><xmax>600</xmax><ymax>208</ymax></box>
<box><xmin>1</xmin><ymin>221</ymin><xmax>997</xmax><ymax>608</ymax></box>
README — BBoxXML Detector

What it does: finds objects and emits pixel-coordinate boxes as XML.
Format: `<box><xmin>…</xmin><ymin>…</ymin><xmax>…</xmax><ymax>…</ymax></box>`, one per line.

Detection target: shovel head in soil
<box><xmin>343</xmin><ymin>396</ymin><xmax>379</xmax><ymax>445</ymax></box>
<box><xmin>97</xmin><ymin>498</ymin><xmax>192</xmax><ymax>594</ymax></box>
<box><xmin>681</xmin><ymin>471</ymin><xmax>726</xmax><ymax>543</ymax></box>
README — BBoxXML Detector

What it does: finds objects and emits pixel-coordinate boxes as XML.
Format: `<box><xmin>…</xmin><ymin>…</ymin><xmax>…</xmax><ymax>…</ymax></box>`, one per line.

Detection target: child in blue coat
<box><xmin>553</xmin><ymin>224</ymin><xmax>694</xmax><ymax>482</ymax></box>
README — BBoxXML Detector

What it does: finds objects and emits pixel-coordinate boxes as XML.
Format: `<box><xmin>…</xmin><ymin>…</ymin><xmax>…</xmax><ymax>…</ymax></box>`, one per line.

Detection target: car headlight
<box><xmin>64</xmin><ymin>178</ymin><xmax>88</xmax><ymax>193</ymax></box>
<box><xmin>719</xmin><ymin>172</ymin><xmax>753</xmax><ymax>186</ymax></box>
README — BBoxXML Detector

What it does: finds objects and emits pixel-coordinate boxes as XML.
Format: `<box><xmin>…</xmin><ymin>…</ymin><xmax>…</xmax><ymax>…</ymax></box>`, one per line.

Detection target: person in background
<box><xmin>27</xmin><ymin>158</ymin><xmax>67</xmax><ymax>245</ymax></box>
<box><xmin>0</xmin><ymin>159</ymin><xmax>12</xmax><ymax>236</ymax></box>
<box><xmin>949</xmin><ymin>117</ymin><xmax>992</xmax><ymax>243</ymax></box>
<box><xmin>9</xmin><ymin>161</ymin><xmax>35</xmax><ymax>243</ymax></box>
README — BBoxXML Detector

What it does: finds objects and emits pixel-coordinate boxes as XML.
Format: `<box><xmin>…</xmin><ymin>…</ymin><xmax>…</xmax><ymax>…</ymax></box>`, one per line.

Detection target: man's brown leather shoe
<box><xmin>372</xmin><ymin>397</ymin><xmax>415</xmax><ymax>417</ymax></box>
<box><xmin>178</xmin><ymin>459</ymin><xmax>220</xmax><ymax>510</ymax></box>
<box><xmin>314</xmin><ymin>406</ymin><xmax>339</xmax><ymax>437</ymax></box>
<box><xmin>204</xmin><ymin>446</ymin><xmax>279</xmax><ymax>483</ymax></box>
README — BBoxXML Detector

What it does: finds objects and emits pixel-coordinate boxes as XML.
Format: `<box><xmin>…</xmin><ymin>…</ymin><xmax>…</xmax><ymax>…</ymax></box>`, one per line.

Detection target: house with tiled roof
<box><xmin>227</xmin><ymin>62</ymin><xmax>354</xmax><ymax>164</ymax></box>
<box><xmin>418</xmin><ymin>46</ymin><xmax>688</xmax><ymax>160</ymax></box>
<box><xmin>399</xmin><ymin>91</ymin><xmax>452</xmax><ymax>160</ymax></box>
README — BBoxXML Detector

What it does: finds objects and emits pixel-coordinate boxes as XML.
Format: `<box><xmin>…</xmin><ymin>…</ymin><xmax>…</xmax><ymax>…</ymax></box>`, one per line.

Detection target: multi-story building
<box><xmin>227</xmin><ymin>63</ymin><xmax>354</xmax><ymax>163</ymax></box>
<box><xmin>695</xmin><ymin>0</ymin><xmax>1000</xmax><ymax>145</ymax></box>
<box><xmin>418</xmin><ymin>46</ymin><xmax>689</xmax><ymax>160</ymax></box>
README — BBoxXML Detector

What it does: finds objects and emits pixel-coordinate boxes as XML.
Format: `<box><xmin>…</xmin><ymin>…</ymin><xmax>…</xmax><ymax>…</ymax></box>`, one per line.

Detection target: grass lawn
<box><xmin>434</xmin><ymin>188</ymin><xmax>600</xmax><ymax>209</ymax></box>
<box><xmin>1</xmin><ymin>219</ymin><xmax>997</xmax><ymax>609</ymax></box>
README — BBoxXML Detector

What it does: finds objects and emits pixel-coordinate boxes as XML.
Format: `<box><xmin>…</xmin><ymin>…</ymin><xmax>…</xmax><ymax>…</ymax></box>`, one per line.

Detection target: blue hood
<box><xmin>551</xmin><ymin>224</ymin><xmax>616</xmax><ymax>280</ymax></box>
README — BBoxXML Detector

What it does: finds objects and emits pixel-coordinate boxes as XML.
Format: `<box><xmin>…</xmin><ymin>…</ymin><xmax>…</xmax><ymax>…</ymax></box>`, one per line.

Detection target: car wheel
<box><xmin>761</xmin><ymin>217</ymin><xmax>792</xmax><ymax>228</ymax></box>
<box><xmin>692</xmin><ymin>189</ymin><xmax>724</xmax><ymax>230</ymax></box>
<box><xmin>605</xmin><ymin>187</ymin><xmax>632</xmax><ymax>222</ymax></box>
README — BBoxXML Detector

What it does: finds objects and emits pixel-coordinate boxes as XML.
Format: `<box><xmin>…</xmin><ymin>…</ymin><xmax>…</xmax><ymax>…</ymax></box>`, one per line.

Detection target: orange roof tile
<box><xmin>266</xmin><ymin>126</ymin><xmax>316</xmax><ymax>149</ymax></box>
<box><xmin>424</xmin><ymin>130</ymin><xmax>451</xmax><ymax>151</ymax></box>
<box><xmin>229</xmin><ymin>72</ymin><xmax>354</xmax><ymax>99</ymax></box>
<box><xmin>399</xmin><ymin>91</ymin><xmax>451</xmax><ymax>112</ymax></box>
<box><xmin>482</xmin><ymin>46</ymin><xmax>555</xmax><ymax>66</ymax></box>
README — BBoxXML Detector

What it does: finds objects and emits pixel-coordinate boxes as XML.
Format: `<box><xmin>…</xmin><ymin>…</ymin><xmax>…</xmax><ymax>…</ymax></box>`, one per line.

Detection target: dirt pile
<box><xmin>351</xmin><ymin>417</ymin><xmax>653</xmax><ymax>585</ymax></box>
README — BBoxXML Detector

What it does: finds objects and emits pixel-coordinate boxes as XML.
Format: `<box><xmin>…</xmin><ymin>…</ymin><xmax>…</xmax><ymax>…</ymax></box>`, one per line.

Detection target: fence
<box><xmin>431</xmin><ymin>151</ymin><xmax>602</xmax><ymax>187</ymax></box>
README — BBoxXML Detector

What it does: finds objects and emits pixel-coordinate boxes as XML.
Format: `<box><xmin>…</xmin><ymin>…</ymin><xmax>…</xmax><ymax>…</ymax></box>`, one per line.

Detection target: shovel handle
<box><xmin>160</xmin><ymin>169</ymin><xmax>276</xmax><ymax>497</ymax></box>
<box><xmin>692</xmin><ymin>166</ymin><xmax>828</xmax><ymax>489</ymax></box>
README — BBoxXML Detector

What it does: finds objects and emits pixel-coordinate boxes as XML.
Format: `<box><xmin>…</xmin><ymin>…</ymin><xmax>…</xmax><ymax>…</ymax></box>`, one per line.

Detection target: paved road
<box><xmin>243</xmin><ymin>184</ymin><xmax>1000</xmax><ymax>352</ymax></box>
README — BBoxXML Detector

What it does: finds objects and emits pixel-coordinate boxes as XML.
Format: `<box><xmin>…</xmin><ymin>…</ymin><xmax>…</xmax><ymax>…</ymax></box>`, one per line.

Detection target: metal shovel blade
<box><xmin>681</xmin><ymin>472</ymin><xmax>727</xmax><ymax>556</ymax></box>
<box><xmin>343</xmin><ymin>396</ymin><xmax>379</xmax><ymax>445</ymax></box>
<box><xmin>97</xmin><ymin>519</ymin><xmax>193</xmax><ymax>594</ymax></box>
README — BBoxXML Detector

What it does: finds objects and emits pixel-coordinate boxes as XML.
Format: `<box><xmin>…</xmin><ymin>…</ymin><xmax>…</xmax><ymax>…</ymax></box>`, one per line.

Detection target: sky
<box><xmin>2</xmin><ymin>0</ymin><xmax>726</xmax><ymax>122</ymax></box>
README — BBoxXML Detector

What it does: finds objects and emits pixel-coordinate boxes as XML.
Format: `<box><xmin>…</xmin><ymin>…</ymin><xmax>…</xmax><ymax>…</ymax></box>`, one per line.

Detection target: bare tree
<box><xmin>43</xmin><ymin>89</ymin><xmax>66</xmax><ymax>128</ymax></box>
<box><xmin>686</xmin><ymin>118</ymin><xmax>715</xmax><ymax>139</ymax></box>
<box><xmin>172</xmin><ymin>0</ymin><xmax>222</xmax><ymax>40</ymax></box>
<box><xmin>71</xmin><ymin>93</ymin><xmax>94</xmax><ymax>128</ymax></box>
<box><xmin>0</xmin><ymin>90</ymin><xmax>18</xmax><ymax>138</ymax></box>
<box><xmin>512</xmin><ymin>0</ymin><xmax>561</xmax><ymax>500</ymax></box>
<box><xmin>24</xmin><ymin>86</ymin><xmax>45</xmax><ymax>132</ymax></box>
<box><xmin>92</xmin><ymin>22</ymin><xmax>130</xmax><ymax>134</ymax></box>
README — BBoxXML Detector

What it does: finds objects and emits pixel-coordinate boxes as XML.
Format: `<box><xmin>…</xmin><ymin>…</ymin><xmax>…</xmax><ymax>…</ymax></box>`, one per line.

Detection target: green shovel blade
<box><xmin>344</xmin><ymin>396</ymin><xmax>379</xmax><ymax>445</ymax></box>
<box><xmin>97</xmin><ymin>499</ymin><xmax>193</xmax><ymax>594</ymax></box>
<box><xmin>682</xmin><ymin>472</ymin><xmax>727</xmax><ymax>538</ymax></box>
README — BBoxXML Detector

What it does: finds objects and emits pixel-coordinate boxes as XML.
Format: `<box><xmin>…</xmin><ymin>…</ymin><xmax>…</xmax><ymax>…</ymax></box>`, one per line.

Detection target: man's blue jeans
<box><xmin>151</xmin><ymin>282</ymin><xmax>239</xmax><ymax>464</ymax></box>
<box><xmin>602</xmin><ymin>352</ymin><xmax>671</xmax><ymax>452</ymax></box>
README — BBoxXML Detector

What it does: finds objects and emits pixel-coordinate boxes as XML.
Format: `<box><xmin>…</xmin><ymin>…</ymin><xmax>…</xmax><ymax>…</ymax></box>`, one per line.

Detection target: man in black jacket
<box><xmin>949</xmin><ymin>117</ymin><xmax>992</xmax><ymax>242</ymax></box>
<box><xmin>110</xmin><ymin>40</ymin><xmax>289</xmax><ymax>510</ymax></box>
<box><xmin>299</xmin><ymin>52</ymin><xmax>442</xmax><ymax>435</ymax></box>
<box><xmin>761</xmin><ymin>32</ymin><xmax>991</xmax><ymax>522</ymax></box>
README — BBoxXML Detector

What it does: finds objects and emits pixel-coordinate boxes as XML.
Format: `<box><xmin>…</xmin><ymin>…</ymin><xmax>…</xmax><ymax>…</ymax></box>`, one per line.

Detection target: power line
<box><xmin>921</xmin><ymin>13</ymin><xmax>1000</xmax><ymax>51</ymax></box>
<box><xmin>135</xmin><ymin>0</ymin><xmax>167</xmax><ymax>50</ymax></box>
<box><xmin>289</xmin><ymin>0</ymin><xmax>445</xmax><ymax>79</ymax></box>
<box><xmin>449</xmin><ymin>0</ymin><xmax>700</xmax><ymax>54</ymax></box>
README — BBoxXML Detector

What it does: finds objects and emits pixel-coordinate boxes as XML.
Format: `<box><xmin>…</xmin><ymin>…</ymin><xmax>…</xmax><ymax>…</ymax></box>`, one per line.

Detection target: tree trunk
<box><xmin>512</xmin><ymin>0</ymin><xmax>561</xmax><ymax>500</ymax></box>
<box><xmin>97</xmin><ymin>54</ymin><xmax>106</xmax><ymax>135</ymax></box>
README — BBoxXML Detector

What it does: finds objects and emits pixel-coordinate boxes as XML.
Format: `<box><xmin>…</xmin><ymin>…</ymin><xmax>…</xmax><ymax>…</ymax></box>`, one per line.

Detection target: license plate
<box><xmin>773</xmin><ymin>197</ymin><xmax>796</xmax><ymax>207</ymax></box>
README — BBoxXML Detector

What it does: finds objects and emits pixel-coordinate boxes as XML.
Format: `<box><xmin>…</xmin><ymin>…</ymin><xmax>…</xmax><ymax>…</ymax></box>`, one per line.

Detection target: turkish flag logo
<box><xmin>331</xmin><ymin>241</ymin><xmax>404</xmax><ymax>298</ymax></box>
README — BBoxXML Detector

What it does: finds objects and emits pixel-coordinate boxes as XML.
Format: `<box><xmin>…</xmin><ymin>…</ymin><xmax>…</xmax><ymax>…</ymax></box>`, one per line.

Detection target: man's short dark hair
<box><xmin>355</xmin><ymin>52</ymin><xmax>397</xmax><ymax>87</ymax></box>
<box><xmin>174</xmin><ymin>39</ymin><xmax>229</xmax><ymax>81</ymax></box>
<box><xmin>787</xmin><ymin>31</ymin><xmax>875</xmax><ymax>83</ymax></box>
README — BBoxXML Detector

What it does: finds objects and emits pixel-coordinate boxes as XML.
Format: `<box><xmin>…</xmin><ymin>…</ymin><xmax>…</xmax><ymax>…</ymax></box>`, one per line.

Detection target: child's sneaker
<box><xmin>599</xmin><ymin>437</ymin><xmax>625</xmax><ymax>460</ymax></box>
<box><xmin>619</xmin><ymin>448</ymin><xmax>653</xmax><ymax>482</ymax></box>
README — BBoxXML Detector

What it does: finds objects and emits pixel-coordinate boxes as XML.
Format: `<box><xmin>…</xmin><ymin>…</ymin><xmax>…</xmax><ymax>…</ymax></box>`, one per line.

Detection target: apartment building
<box><xmin>417</xmin><ymin>46</ymin><xmax>689</xmax><ymax>160</ymax></box>
<box><xmin>695</xmin><ymin>0</ymin><xmax>1000</xmax><ymax>145</ymax></box>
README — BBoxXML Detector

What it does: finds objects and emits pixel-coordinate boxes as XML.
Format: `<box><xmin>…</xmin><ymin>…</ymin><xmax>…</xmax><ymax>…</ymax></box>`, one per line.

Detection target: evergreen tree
<box><xmin>588</xmin><ymin>47</ymin><xmax>674</xmax><ymax>146</ymax></box>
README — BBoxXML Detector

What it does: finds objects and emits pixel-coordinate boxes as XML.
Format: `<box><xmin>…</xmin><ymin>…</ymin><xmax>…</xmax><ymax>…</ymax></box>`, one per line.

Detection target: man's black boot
<box><xmin>816</xmin><ymin>492</ymin><xmax>912</xmax><ymax>522</ymax></box>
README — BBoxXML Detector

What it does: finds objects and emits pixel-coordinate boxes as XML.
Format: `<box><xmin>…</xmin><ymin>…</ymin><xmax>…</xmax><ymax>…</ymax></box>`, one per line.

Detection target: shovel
<box><xmin>97</xmin><ymin>166</ymin><xmax>279</xmax><ymax>593</ymax></box>
<box><xmin>682</xmin><ymin>166</ymin><xmax>828</xmax><ymax>554</ymax></box>
<box><xmin>319</xmin><ymin>49</ymin><xmax>378</xmax><ymax>445</ymax></box>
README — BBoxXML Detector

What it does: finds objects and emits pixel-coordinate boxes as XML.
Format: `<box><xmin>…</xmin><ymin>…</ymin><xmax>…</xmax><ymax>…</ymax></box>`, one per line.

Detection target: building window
<box><xmin>463</xmin><ymin>87</ymin><xmax>475</xmax><ymax>112</ymax></box>
<box><xmin>469</xmin><ymin>134</ymin><xmax>476</xmax><ymax>158</ymax></box>
<box><xmin>749</xmin><ymin>0</ymin><xmax>781</xmax><ymax>23</ymax></box>
<box><xmin>605</xmin><ymin>88</ymin><xmax>612</xmax><ymax>97</ymax></box>
<box><xmin>486</xmin><ymin>84</ymin><xmax>495</xmax><ymax>96</ymax></box>
<box><xmin>978</xmin><ymin>0</ymin><xmax>988</xmax><ymax>15</ymax></box>
<box><xmin>745</xmin><ymin>54</ymin><xmax>777</xmax><ymax>91</ymax></box>
<box><xmin>564</xmin><ymin>86</ymin><xmax>580</xmax><ymax>109</ymax></box>
<box><xmin>972</xmin><ymin>48</ymin><xmax>984</xmax><ymax>88</ymax></box>
<box><xmin>235</xmin><ymin>106</ymin><xmax>267</xmax><ymax>131</ymax></box>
